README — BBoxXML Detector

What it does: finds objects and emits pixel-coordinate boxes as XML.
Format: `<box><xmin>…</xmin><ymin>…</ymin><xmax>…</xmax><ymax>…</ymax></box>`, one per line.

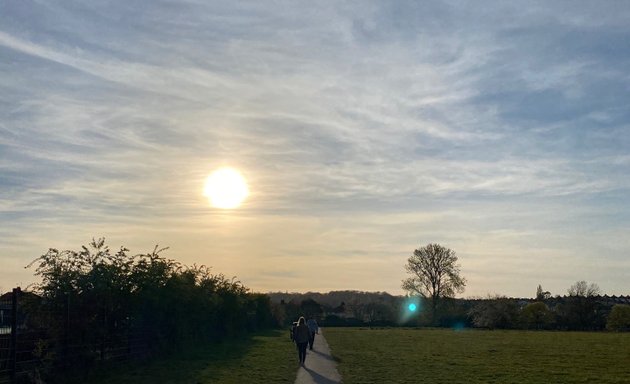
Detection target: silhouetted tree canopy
<box><xmin>24</xmin><ymin>237</ymin><xmax>276</xmax><ymax>375</ymax></box>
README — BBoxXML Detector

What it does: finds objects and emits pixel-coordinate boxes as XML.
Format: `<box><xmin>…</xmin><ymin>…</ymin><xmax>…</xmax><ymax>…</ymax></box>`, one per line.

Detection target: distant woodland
<box><xmin>268</xmin><ymin>289</ymin><xmax>630</xmax><ymax>332</ymax></box>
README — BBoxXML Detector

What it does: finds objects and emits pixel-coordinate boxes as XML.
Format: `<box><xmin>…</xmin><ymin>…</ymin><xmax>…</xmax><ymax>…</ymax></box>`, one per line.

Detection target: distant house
<box><xmin>0</xmin><ymin>312</ymin><xmax>9</xmax><ymax>334</ymax></box>
<box><xmin>0</xmin><ymin>289</ymin><xmax>42</xmax><ymax>332</ymax></box>
<box><xmin>0</xmin><ymin>291</ymin><xmax>13</xmax><ymax>330</ymax></box>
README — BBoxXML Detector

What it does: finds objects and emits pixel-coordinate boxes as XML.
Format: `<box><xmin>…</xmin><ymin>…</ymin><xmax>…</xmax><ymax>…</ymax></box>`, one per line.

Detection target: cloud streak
<box><xmin>1</xmin><ymin>1</ymin><xmax>630</xmax><ymax>297</ymax></box>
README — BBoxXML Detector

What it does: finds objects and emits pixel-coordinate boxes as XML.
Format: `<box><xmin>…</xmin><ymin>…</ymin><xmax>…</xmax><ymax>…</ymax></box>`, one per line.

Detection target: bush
<box><xmin>606</xmin><ymin>304</ymin><xmax>630</xmax><ymax>331</ymax></box>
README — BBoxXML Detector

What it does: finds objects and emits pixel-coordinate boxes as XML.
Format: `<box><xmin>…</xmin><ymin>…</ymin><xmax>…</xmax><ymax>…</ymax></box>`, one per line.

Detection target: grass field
<box><xmin>324</xmin><ymin>327</ymin><xmax>630</xmax><ymax>384</ymax></box>
<box><xmin>88</xmin><ymin>329</ymin><xmax>296</xmax><ymax>384</ymax></box>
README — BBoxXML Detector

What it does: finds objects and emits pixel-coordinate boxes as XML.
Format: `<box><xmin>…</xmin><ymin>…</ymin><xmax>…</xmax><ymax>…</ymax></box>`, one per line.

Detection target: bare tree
<box><xmin>567</xmin><ymin>280</ymin><xmax>601</xmax><ymax>297</ymax></box>
<box><xmin>402</xmin><ymin>243</ymin><xmax>466</xmax><ymax>325</ymax></box>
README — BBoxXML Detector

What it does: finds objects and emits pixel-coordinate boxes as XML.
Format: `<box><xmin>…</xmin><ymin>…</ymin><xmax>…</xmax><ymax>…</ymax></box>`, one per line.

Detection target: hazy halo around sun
<box><xmin>203</xmin><ymin>167</ymin><xmax>249</xmax><ymax>209</ymax></box>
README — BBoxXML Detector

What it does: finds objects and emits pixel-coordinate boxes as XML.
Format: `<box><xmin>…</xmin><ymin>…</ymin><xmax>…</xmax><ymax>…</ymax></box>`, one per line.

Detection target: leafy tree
<box><xmin>606</xmin><ymin>304</ymin><xmax>630</xmax><ymax>331</ymax></box>
<box><xmin>520</xmin><ymin>302</ymin><xmax>554</xmax><ymax>330</ymax></box>
<box><xmin>402</xmin><ymin>243</ymin><xmax>466</xmax><ymax>325</ymax></box>
<box><xmin>468</xmin><ymin>295</ymin><xmax>519</xmax><ymax>329</ymax></box>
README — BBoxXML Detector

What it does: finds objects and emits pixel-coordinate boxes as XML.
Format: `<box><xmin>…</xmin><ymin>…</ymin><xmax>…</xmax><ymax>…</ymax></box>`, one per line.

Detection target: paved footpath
<box><xmin>294</xmin><ymin>328</ymin><xmax>342</xmax><ymax>384</ymax></box>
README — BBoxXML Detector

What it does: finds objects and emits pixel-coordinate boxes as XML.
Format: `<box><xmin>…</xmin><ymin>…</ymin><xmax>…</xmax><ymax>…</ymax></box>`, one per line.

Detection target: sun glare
<box><xmin>203</xmin><ymin>168</ymin><xmax>249</xmax><ymax>209</ymax></box>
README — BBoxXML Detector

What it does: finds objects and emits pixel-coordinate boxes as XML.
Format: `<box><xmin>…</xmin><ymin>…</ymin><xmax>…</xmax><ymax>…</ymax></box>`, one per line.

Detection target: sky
<box><xmin>1</xmin><ymin>1</ymin><xmax>630</xmax><ymax>298</ymax></box>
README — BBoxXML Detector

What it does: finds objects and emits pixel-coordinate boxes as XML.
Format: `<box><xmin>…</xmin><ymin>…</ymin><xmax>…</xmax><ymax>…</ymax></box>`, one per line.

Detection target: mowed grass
<box><xmin>324</xmin><ymin>327</ymin><xmax>630</xmax><ymax>384</ymax></box>
<box><xmin>88</xmin><ymin>329</ymin><xmax>296</xmax><ymax>384</ymax></box>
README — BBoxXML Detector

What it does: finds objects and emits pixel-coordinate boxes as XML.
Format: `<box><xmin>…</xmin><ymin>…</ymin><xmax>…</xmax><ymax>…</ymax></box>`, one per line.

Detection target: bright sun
<box><xmin>203</xmin><ymin>168</ymin><xmax>249</xmax><ymax>209</ymax></box>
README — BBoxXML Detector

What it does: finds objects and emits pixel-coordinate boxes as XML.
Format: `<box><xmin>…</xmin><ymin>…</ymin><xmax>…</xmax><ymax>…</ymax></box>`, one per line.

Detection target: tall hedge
<box><xmin>26</xmin><ymin>238</ymin><xmax>275</xmax><ymax>362</ymax></box>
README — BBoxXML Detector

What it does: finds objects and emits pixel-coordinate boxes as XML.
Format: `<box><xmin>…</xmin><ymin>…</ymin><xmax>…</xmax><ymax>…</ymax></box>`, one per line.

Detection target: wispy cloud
<box><xmin>1</xmin><ymin>1</ymin><xmax>630</xmax><ymax>296</ymax></box>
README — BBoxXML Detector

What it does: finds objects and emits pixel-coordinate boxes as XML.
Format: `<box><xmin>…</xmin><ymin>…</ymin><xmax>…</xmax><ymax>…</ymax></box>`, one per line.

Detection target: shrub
<box><xmin>606</xmin><ymin>304</ymin><xmax>630</xmax><ymax>331</ymax></box>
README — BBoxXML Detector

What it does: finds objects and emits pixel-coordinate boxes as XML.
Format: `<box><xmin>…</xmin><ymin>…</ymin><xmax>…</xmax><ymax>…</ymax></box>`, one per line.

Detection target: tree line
<box><xmin>19</xmin><ymin>240</ymin><xmax>630</xmax><ymax>337</ymax></box>
<box><xmin>268</xmin><ymin>288</ymin><xmax>630</xmax><ymax>331</ymax></box>
<box><xmin>269</xmin><ymin>243</ymin><xmax>630</xmax><ymax>332</ymax></box>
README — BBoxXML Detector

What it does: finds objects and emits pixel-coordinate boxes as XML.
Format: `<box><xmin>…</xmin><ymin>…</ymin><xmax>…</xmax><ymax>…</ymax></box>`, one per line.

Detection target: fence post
<box><xmin>64</xmin><ymin>293</ymin><xmax>70</xmax><ymax>365</ymax></box>
<box><xmin>9</xmin><ymin>287</ymin><xmax>19</xmax><ymax>383</ymax></box>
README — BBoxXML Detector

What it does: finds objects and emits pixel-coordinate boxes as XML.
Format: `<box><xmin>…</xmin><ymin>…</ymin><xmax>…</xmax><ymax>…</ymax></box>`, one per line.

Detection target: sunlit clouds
<box><xmin>1</xmin><ymin>1</ymin><xmax>630</xmax><ymax>296</ymax></box>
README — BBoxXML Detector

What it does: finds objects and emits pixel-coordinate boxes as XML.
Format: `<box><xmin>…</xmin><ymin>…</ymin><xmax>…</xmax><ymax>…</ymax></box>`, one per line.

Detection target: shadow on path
<box><xmin>311</xmin><ymin>349</ymin><xmax>341</xmax><ymax>364</ymax></box>
<box><xmin>303</xmin><ymin>367</ymin><xmax>340</xmax><ymax>384</ymax></box>
<box><xmin>294</xmin><ymin>328</ymin><xmax>342</xmax><ymax>384</ymax></box>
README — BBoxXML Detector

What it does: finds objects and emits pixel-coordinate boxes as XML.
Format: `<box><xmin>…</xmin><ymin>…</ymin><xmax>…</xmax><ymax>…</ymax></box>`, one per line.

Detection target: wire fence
<box><xmin>0</xmin><ymin>288</ymin><xmax>153</xmax><ymax>384</ymax></box>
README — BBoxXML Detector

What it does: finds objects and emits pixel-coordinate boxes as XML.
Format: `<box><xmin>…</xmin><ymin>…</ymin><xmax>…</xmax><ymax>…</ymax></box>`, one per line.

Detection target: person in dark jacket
<box><xmin>306</xmin><ymin>317</ymin><xmax>319</xmax><ymax>350</ymax></box>
<box><xmin>293</xmin><ymin>316</ymin><xmax>310</xmax><ymax>365</ymax></box>
<box><xmin>290</xmin><ymin>321</ymin><xmax>298</xmax><ymax>341</ymax></box>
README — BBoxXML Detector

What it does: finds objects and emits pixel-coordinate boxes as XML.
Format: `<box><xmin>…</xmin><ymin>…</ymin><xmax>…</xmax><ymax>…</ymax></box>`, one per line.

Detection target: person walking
<box><xmin>290</xmin><ymin>321</ymin><xmax>298</xmax><ymax>342</ymax></box>
<box><xmin>293</xmin><ymin>317</ymin><xmax>310</xmax><ymax>366</ymax></box>
<box><xmin>306</xmin><ymin>317</ymin><xmax>319</xmax><ymax>350</ymax></box>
